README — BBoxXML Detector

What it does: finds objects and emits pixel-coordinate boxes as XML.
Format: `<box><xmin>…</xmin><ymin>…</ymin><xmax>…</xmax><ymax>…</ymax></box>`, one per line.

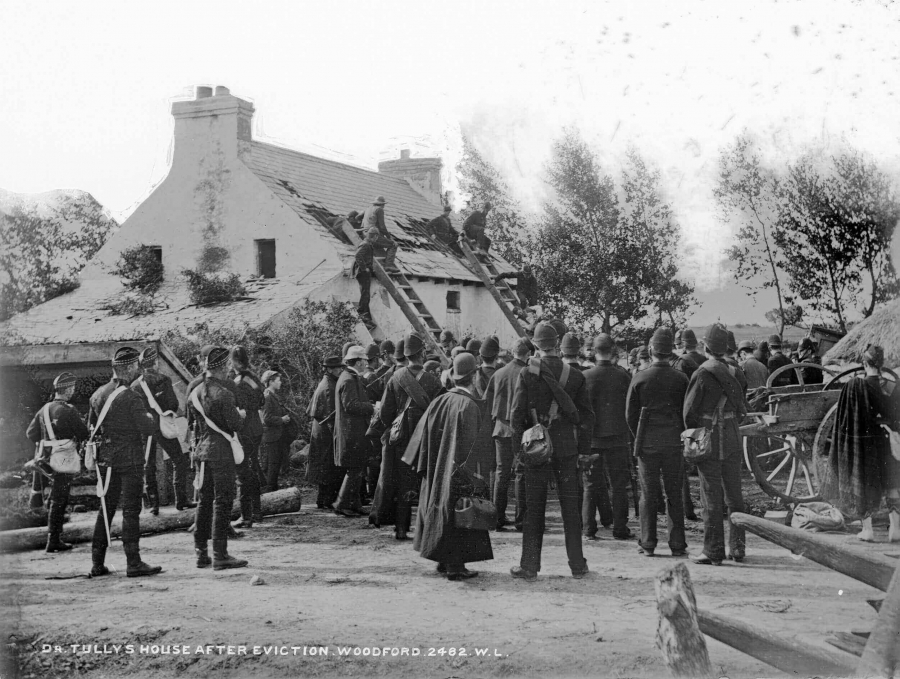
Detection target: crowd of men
<box><xmin>27</xmin><ymin>311</ymin><xmax>828</xmax><ymax>581</ymax></box>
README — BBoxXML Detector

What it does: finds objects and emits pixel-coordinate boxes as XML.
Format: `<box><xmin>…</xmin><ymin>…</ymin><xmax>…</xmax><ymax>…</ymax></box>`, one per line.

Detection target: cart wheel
<box><xmin>765</xmin><ymin>362</ymin><xmax>840</xmax><ymax>389</ymax></box>
<box><xmin>744</xmin><ymin>435</ymin><xmax>821</xmax><ymax>504</ymax></box>
<box><xmin>822</xmin><ymin>366</ymin><xmax>898</xmax><ymax>391</ymax></box>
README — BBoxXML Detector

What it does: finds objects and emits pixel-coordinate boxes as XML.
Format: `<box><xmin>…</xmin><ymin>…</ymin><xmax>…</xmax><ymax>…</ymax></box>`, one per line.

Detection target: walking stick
<box><xmin>96</xmin><ymin>466</ymin><xmax>113</xmax><ymax>547</ymax></box>
<box><xmin>193</xmin><ymin>461</ymin><xmax>205</xmax><ymax>503</ymax></box>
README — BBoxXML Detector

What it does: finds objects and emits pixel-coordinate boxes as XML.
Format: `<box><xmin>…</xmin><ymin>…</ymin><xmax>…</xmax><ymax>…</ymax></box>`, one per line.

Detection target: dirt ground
<box><xmin>1</xmin><ymin>475</ymin><xmax>894</xmax><ymax>679</ymax></box>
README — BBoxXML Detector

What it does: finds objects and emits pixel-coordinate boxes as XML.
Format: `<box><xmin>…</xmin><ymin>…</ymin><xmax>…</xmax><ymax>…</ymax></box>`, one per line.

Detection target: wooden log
<box><xmin>825</xmin><ymin>632</ymin><xmax>866</xmax><ymax>657</ymax></box>
<box><xmin>0</xmin><ymin>487</ymin><xmax>302</xmax><ymax>553</ymax></box>
<box><xmin>697</xmin><ymin>609</ymin><xmax>856</xmax><ymax>677</ymax></box>
<box><xmin>654</xmin><ymin>562</ymin><xmax>713</xmax><ymax>679</ymax></box>
<box><xmin>730</xmin><ymin>512</ymin><xmax>897</xmax><ymax>592</ymax></box>
<box><xmin>857</xmin><ymin>563</ymin><xmax>900</xmax><ymax>677</ymax></box>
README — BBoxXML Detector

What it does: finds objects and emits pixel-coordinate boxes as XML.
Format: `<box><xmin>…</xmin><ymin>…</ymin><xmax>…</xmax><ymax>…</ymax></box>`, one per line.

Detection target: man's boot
<box><xmin>252</xmin><ymin>494</ymin><xmax>263</xmax><ymax>523</ymax></box>
<box><xmin>212</xmin><ymin>540</ymin><xmax>248</xmax><ymax>570</ymax></box>
<box><xmin>174</xmin><ymin>483</ymin><xmax>197</xmax><ymax>511</ymax></box>
<box><xmin>124</xmin><ymin>544</ymin><xmax>162</xmax><ymax>578</ymax></box>
<box><xmin>194</xmin><ymin>540</ymin><xmax>211</xmax><ymax>569</ymax></box>
<box><xmin>227</xmin><ymin>523</ymin><xmax>244</xmax><ymax>539</ymax></box>
<box><xmin>233</xmin><ymin>496</ymin><xmax>253</xmax><ymax>528</ymax></box>
<box><xmin>45</xmin><ymin>505</ymin><xmax>72</xmax><ymax>553</ymax></box>
<box><xmin>90</xmin><ymin>545</ymin><xmax>110</xmax><ymax>577</ymax></box>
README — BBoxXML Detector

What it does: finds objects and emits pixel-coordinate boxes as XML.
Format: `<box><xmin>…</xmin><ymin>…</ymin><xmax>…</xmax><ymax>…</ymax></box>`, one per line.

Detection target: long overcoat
<box><xmin>333</xmin><ymin>368</ymin><xmax>374</xmax><ymax>468</ymax></box>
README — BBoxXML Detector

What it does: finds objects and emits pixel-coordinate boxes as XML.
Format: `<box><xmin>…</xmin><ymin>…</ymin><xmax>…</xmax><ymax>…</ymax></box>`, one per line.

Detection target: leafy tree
<box><xmin>455</xmin><ymin>131</ymin><xmax>532</xmax><ymax>266</ymax></box>
<box><xmin>0</xmin><ymin>201</ymin><xmax>115</xmax><ymax>321</ymax></box>
<box><xmin>765</xmin><ymin>304</ymin><xmax>805</xmax><ymax>329</ymax></box>
<box><xmin>715</xmin><ymin>132</ymin><xmax>790</xmax><ymax>336</ymax></box>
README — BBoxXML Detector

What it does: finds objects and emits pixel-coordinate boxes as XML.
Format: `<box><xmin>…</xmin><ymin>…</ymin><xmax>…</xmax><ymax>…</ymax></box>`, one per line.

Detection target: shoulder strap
<box><xmin>397</xmin><ymin>368</ymin><xmax>431</xmax><ymax>410</ymax></box>
<box><xmin>559</xmin><ymin>361</ymin><xmax>571</xmax><ymax>389</ymax></box>
<box><xmin>139</xmin><ymin>377</ymin><xmax>164</xmax><ymax>416</ymax></box>
<box><xmin>190</xmin><ymin>386</ymin><xmax>233</xmax><ymax>441</ymax></box>
<box><xmin>90</xmin><ymin>386</ymin><xmax>127</xmax><ymax>442</ymax></box>
<box><xmin>42</xmin><ymin>404</ymin><xmax>56</xmax><ymax>441</ymax></box>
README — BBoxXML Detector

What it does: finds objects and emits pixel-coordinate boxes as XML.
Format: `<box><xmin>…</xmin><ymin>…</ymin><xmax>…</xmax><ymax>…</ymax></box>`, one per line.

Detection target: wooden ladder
<box><xmin>342</xmin><ymin>223</ymin><xmax>449</xmax><ymax>367</ymax></box>
<box><xmin>458</xmin><ymin>239</ymin><xmax>526</xmax><ymax>338</ymax></box>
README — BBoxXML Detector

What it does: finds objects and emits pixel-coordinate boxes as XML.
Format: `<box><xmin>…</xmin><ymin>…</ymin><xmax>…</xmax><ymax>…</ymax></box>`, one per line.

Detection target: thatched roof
<box><xmin>824</xmin><ymin>298</ymin><xmax>900</xmax><ymax>368</ymax></box>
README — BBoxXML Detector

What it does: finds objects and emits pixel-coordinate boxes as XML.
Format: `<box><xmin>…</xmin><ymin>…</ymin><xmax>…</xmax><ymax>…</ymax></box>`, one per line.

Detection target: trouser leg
<box><xmin>721</xmin><ymin>452</ymin><xmax>746</xmax><ymax>557</ymax></box>
<box><xmin>356</xmin><ymin>272</ymin><xmax>371</xmax><ymax>316</ymax></box>
<box><xmin>659</xmin><ymin>451</ymin><xmax>687</xmax><ymax>551</ymax></box>
<box><xmin>395</xmin><ymin>460</ymin><xmax>418</xmax><ymax>532</ymax></box>
<box><xmin>555</xmin><ymin>456</ymin><xmax>586</xmax><ymax>572</ymax></box>
<box><xmin>604</xmin><ymin>444</ymin><xmax>631</xmax><ymax>536</ymax></box>
<box><xmin>682</xmin><ymin>461</ymin><xmax>696</xmax><ymax>516</ymax></box>
<box><xmin>581</xmin><ymin>454</ymin><xmax>607</xmax><ymax>535</ymax></box>
<box><xmin>696</xmin><ymin>457</ymin><xmax>726</xmax><ymax>561</ymax></box>
<box><xmin>212</xmin><ymin>457</ymin><xmax>237</xmax><ymax>544</ymax></box>
<box><xmin>248</xmin><ymin>447</ymin><xmax>263</xmax><ymax>517</ymax></box>
<box><xmin>120</xmin><ymin>466</ymin><xmax>144</xmax><ymax>564</ymax></box>
<box><xmin>47</xmin><ymin>472</ymin><xmax>72</xmax><ymax>543</ymax></box>
<box><xmin>265</xmin><ymin>442</ymin><xmax>282</xmax><ymax>492</ymax></box>
<box><xmin>143</xmin><ymin>440</ymin><xmax>158</xmax><ymax>509</ymax></box>
<box><xmin>334</xmin><ymin>467</ymin><xmax>364</xmax><ymax>511</ymax></box>
<box><xmin>638</xmin><ymin>455</ymin><xmax>661</xmax><ymax>551</ymax></box>
<box><xmin>92</xmin><ymin>467</ymin><xmax>123</xmax><ymax>565</ymax></box>
<box><xmin>158</xmin><ymin>435</ymin><xmax>190</xmax><ymax>507</ymax></box>
<box><xmin>514</xmin><ymin>465</ymin><xmax>527</xmax><ymax>528</ymax></box>
<box><xmin>195</xmin><ymin>463</ymin><xmax>215</xmax><ymax>544</ymax></box>
<box><xmin>493</xmin><ymin>437</ymin><xmax>514</xmax><ymax>520</ymax></box>
<box><xmin>521</xmin><ymin>465</ymin><xmax>549</xmax><ymax>573</ymax></box>
<box><xmin>30</xmin><ymin>471</ymin><xmax>46</xmax><ymax>509</ymax></box>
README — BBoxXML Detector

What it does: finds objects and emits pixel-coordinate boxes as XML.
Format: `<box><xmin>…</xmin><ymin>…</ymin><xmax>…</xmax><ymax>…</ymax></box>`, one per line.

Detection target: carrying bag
<box><xmin>681</xmin><ymin>393</ymin><xmax>727</xmax><ymax>464</ymax></box>
<box><xmin>389</xmin><ymin>369</ymin><xmax>431</xmax><ymax>445</ymax></box>
<box><xmin>791</xmin><ymin>502</ymin><xmax>845</xmax><ymax>532</ymax></box>
<box><xmin>40</xmin><ymin>405</ymin><xmax>81</xmax><ymax>474</ymax></box>
<box><xmin>452</xmin><ymin>439</ymin><xmax>497</xmax><ymax>531</ymax></box>
<box><xmin>190</xmin><ymin>387</ymin><xmax>245</xmax><ymax>464</ymax></box>
<box><xmin>85</xmin><ymin>385</ymin><xmax>127</xmax><ymax>471</ymax></box>
<box><xmin>519</xmin><ymin>361</ymin><xmax>571</xmax><ymax>469</ymax></box>
<box><xmin>138</xmin><ymin>377</ymin><xmax>179</xmax><ymax>439</ymax></box>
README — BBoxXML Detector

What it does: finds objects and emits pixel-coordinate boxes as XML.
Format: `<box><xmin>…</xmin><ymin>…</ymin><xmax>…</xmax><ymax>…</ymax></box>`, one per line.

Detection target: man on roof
<box><xmin>361</xmin><ymin>196</ymin><xmax>400</xmax><ymax>272</ymax></box>
<box><xmin>463</xmin><ymin>201</ymin><xmax>493</xmax><ymax>254</ymax></box>
<box><xmin>426</xmin><ymin>205</ymin><xmax>463</xmax><ymax>256</ymax></box>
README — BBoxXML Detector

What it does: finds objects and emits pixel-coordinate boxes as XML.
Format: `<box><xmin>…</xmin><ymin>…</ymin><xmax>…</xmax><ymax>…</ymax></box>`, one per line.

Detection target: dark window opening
<box><xmin>256</xmin><ymin>239</ymin><xmax>276</xmax><ymax>278</ymax></box>
<box><xmin>446</xmin><ymin>290</ymin><xmax>460</xmax><ymax>311</ymax></box>
<box><xmin>149</xmin><ymin>246</ymin><xmax>162</xmax><ymax>266</ymax></box>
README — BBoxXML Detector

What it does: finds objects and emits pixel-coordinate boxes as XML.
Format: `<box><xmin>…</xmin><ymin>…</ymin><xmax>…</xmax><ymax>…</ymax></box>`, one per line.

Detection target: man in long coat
<box><xmin>307</xmin><ymin>356</ymin><xmax>343</xmax><ymax>509</ymax></box>
<box><xmin>333</xmin><ymin>346</ymin><xmax>375</xmax><ymax>516</ymax></box>
<box><xmin>406</xmin><ymin>353</ymin><xmax>493</xmax><ymax>580</ymax></box>
<box><xmin>370</xmin><ymin>333</ymin><xmax>442</xmax><ymax>538</ymax></box>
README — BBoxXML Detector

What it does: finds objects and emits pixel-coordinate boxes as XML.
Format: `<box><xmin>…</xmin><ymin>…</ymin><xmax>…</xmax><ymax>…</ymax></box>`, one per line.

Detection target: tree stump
<box><xmin>655</xmin><ymin>562</ymin><xmax>713</xmax><ymax>679</ymax></box>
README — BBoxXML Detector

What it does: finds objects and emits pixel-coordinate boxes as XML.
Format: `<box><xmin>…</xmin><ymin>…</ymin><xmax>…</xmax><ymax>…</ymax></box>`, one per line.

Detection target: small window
<box><xmin>256</xmin><ymin>239</ymin><xmax>276</xmax><ymax>278</ymax></box>
<box><xmin>446</xmin><ymin>290</ymin><xmax>460</xmax><ymax>311</ymax></box>
<box><xmin>149</xmin><ymin>246</ymin><xmax>162</xmax><ymax>266</ymax></box>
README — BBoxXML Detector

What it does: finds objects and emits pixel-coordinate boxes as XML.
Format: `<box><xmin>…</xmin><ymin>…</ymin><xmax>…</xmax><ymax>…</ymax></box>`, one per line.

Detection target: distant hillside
<box><xmin>0</xmin><ymin>188</ymin><xmax>118</xmax><ymax>322</ymax></box>
<box><xmin>688</xmin><ymin>324</ymin><xmax>808</xmax><ymax>347</ymax></box>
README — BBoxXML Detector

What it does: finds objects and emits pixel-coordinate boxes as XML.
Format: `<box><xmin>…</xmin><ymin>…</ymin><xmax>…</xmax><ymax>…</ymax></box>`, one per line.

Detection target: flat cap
<box><xmin>424</xmin><ymin>360</ymin><xmax>442</xmax><ymax>372</ymax></box>
<box><xmin>207</xmin><ymin>347</ymin><xmax>230</xmax><ymax>369</ymax></box>
<box><xmin>262</xmin><ymin>370</ymin><xmax>280</xmax><ymax>385</ymax></box>
<box><xmin>637</xmin><ymin>346</ymin><xmax>650</xmax><ymax>361</ymax></box>
<box><xmin>737</xmin><ymin>340</ymin><xmax>755</xmax><ymax>352</ymax></box>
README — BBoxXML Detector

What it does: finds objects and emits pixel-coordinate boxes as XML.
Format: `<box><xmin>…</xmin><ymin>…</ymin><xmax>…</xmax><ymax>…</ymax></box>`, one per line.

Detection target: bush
<box><xmin>182</xmin><ymin>269</ymin><xmax>246</xmax><ymax>305</ymax></box>
<box><xmin>161</xmin><ymin>299</ymin><xmax>357</xmax><ymax>442</ymax></box>
<box><xmin>106</xmin><ymin>293</ymin><xmax>157</xmax><ymax>316</ymax></box>
<box><xmin>113</xmin><ymin>245</ymin><xmax>164</xmax><ymax>294</ymax></box>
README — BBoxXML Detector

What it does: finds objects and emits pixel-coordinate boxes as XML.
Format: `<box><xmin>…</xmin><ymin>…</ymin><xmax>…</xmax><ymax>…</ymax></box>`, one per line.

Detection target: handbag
<box><xmin>85</xmin><ymin>385</ymin><xmax>127</xmax><ymax>471</ymax></box>
<box><xmin>452</xmin><ymin>434</ymin><xmax>497</xmax><ymax>531</ymax></box>
<box><xmin>40</xmin><ymin>405</ymin><xmax>81</xmax><ymax>474</ymax></box>
<box><xmin>681</xmin><ymin>393</ymin><xmax>727</xmax><ymax>464</ymax></box>
<box><xmin>138</xmin><ymin>377</ymin><xmax>179</xmax><ymax>439</ymax></box>
<box><xmin>190</xmin><ymin>387</ymin><xmax>245</xmax><ymax>464</ymax></box>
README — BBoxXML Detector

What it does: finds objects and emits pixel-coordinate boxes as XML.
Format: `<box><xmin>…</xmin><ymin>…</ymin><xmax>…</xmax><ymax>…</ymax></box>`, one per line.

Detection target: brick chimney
<box><xmin>171</xmin><ymin>85</ymin><xmax>254</xmax><ymax>165</ymax></box>
<box><xmin>378</xmin><ymin>149</ymin><xmax>443</xmax><ymax>207</ymax></box>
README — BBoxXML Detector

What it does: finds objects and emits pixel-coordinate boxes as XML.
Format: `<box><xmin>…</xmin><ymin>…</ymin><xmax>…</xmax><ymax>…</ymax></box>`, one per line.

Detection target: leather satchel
<box><xmin>40</xmin><ymin>405</ymin><xmax>80</xmax><ymax>475</ymax></box>
<box><xmin>519</xmin><ymin>360</ymin><xmax>571</xmax><ymax>468</ymax></box>
<box><xmin>454</xmin><ymin>496</ymin><xmax>497</xmax><ymax>531</ymax></box>
<box><xmin>190</xmin><ymin>387</ymin><xmax>245</xmax><ymax>464</ymax></box>
<box><xmin>681</xmin><ymin>394</ymin><xmax>727</xmax><ymax>464</ymax></box>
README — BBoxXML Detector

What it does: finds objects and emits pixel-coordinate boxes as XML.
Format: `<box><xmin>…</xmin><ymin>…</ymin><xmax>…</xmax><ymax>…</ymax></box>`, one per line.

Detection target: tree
<box><xmin>715</xmin><ymin>132</ymin><xmax>790</xmax><ymax>336</ymax></box>
<box><xmin>0</xmin><ymin>202</ymin><xmax>115</xmax><ymax>321</ymax></box>
<box><xmin>455</xmin><ymin>132</ymin><xmax>532</xmax><ymax>266</ymax></box>
<box><xmin>537</xmin><ymin>130</ymin><xmax>693</xmax><ymax>335</ymax></box>
<box><xmin>774</xmin><ymin>148</ymin><xmax>899</xmax><ymax>332</ymax></box>
<box><xmin>765</xmin><ymin>304</ymin><xmax>805</xmax><ymax>329</ymax></box>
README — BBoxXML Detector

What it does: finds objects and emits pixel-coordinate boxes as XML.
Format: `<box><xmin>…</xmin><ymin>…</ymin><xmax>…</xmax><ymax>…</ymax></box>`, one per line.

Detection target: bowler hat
<box><xmin>373</xmin><ymin>196</ymin><xmax>386</xmax><ymax>205</ymax></box>
<box><xmin>768</xmin><ymin>334</ymin><xmax>782</xmax><ymax>349</ymax></box>
<box><xmin>394</xmin><ymin>339</ymin><xmax>406</xmax><ymax>360</ymax></box>
<box><xmin>480</xmin><ymin>337</ymin><xmax>500</xmax><ymax>358</ymax></box>
<box><xmin>451</xmin><ymin>353</ymin><xmax>477</xmax><ymax>380</ymax></box>
<box><xmin>737</xmin><ymin>340</ymin><xmax>755</xmax><ymax>352</ymax></box>
<box><xmin>404</xmin><ymin>333</ymin><xmax>425</xmax><ymax>357</ymax></box>
<box><xmin>322</xmin><ymin>356</ymin><xmax>344</xmax><ymax>368</ymax></box>
<box><xmin>681</xmin><ymin>328</ymin><xmax>698</xmax><ymax>349</ymax></box>
<box><xmin>704</xmin><ymin>325</ymin><xmax>729</xmax><ymax>355</ymax></box>
<box><xmin>593</xmin><ymin>333</ymin><xmax>615</xmax><ymax>353</ymax></box>
<box><xmin>465</xmin><ymin>339</ymin><xmax>482</xmax><ymax>355</ymax></box>
<box><xmin>650</xmin><ymin>328</ymin><xmax>674</xmax><ymax>356</ymax></box>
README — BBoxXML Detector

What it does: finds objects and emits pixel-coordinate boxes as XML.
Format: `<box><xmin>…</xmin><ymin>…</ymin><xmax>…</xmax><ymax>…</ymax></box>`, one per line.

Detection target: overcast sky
<box><xmin>2</xmin><ymin>0</ymin><xmax>898</xmax><ymax>326</ymax></box>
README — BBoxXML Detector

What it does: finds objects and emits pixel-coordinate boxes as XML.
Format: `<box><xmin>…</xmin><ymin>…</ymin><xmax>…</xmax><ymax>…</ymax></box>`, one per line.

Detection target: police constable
<box><xmin>684</xmin><ymin>325</ymin><xmax>749</xmax><ymax>565</ymax></box>
<box><xmin>681</xmin><ymin>329</ymin><xmax>706</xmax><ymax>369</ymax></box>
<box><xmin>582</xmin><ymin>334</ymin><xmax>632</xmax><ymax>540</ymax></box>
<box><xmin>189</xmin><ymin>347</ymin><xmax>248</xmax><ymax>570</ymax></box>
<box><xmin>474</xmin><ymin>337</ymin><xmax>500</xmax><ymax>397</ymax></box>
<box><xmin>767</xmin><ymin>334</ymin><xmax>798</xmax><ymax>387</ymax></box>
<box><xmin>89</xmin><ymin>346</ymin><xmax>160</xmax><ymax>577</ymax></box>
<box><xmin>626</xmin><ymin>329</ymin><xmax>689</xmax><ymax>557</ymax></box>
<box><xmin>561</xmin><ymin>333</ymin><xmax>586</xmax><ymax>371</ymax></box>
<box><xmin>131</xmin><ymin>346</ymin><xmax>195</xmax><ymax>515</ymax></box>
<box><xmin>230</xmin><ymin>346</ymin><xmax>266</xmax><ymax>528</ymax></box>
<box><xmin>26</xmin><ymin>372</ymin><xmax>90</xmax><ymax>553</ymax></box>
<box><xmin>510</xmin><ymin>322</ymin><xmax>594</xmax><ymax>581</ymax></box>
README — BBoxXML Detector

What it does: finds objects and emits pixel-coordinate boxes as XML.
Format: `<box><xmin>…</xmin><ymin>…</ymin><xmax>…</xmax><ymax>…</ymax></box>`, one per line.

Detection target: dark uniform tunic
<box><xmin>489</xmin><ymin>357</ymin><xmax>529</xmax><ymax>525</ymax></box>
<box><xmin>26</xmin><ymin>398</ymin><xmax>90</xmax><ymax>539</ymax></box>
<box><xmin>684</xmin><ymin>359</ymin><xmax>748</xmax><ymax>561</ymax></box>
<box><xmin>582</xmin><ymin>359</ymin><xmax>632</xmax><ymax>537</ymax></box>
<box><xmin>369</xmin><ymin>365</ymin><xmax>442</xmax><ymax>530</ymax></box>
<box><xmin>511</xmin><ymin>356</ymin><xmax>594</xmax><ymax>574</ymax></box>
<box><xmin>670</xmin><ymin>354</ymin><xmax>697</xmax><ymax>380</ymax></box>
<box><xmin>626</xmin><ymin>362</ymin><xmax>689</xmax><ymax>553</ymax></box>
<box><xmin>89</xmin><ymin>378</ymin><xmax>156</xmax><ymax>559</ymax></box>
<box><xmin>190</xmin><ymin>375</ymin><xmax>244</xmax><ymax>543</ymax></box>
<box><xmin>131</xmin><ymin>371</ymin><xmax>191</xmax><ymax>507</ymax></box>
<box><xmin>232</xmin><ymin>370</ymin><xmax>266</xmax><ymax>519</ymax></box>
<box><xmin>768</xmin><ymin>352</ymin><xmax>798</xmax><ymax>387</ymax></box>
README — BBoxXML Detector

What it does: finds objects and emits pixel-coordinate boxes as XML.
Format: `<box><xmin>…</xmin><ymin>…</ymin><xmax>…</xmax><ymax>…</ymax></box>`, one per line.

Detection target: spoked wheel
<box><xmin>811</xmin><ymin>403</ymin><xmax>838</xmax><ymax>488</ymax></box>
<box><xmin>744</xmin><ymin>435</ymin><xmax>821</xmax><ymax>504</ymax></box>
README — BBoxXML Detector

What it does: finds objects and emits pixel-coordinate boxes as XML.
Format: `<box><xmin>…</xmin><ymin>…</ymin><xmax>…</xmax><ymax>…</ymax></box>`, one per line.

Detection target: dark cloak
<box><xmin>406</xmin><ymin>389</ymin><xmax>494</xmax><ymax>565</ymax></box>
<box><xmin>306</xmin><ymin>373</ymin><xmax>337</xmax><ymax>485</ymax></box>
<box><xmin>821</xmin><ymin>377</ymin><xmax>892</xmax><ymax>517</ymax></box>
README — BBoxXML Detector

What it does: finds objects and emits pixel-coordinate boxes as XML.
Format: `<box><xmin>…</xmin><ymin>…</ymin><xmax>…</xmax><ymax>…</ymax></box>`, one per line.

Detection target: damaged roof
<box><xmin>245</xmin><ymin>141</ymin><xmax>514</xmax><ymax>282</ymax></box>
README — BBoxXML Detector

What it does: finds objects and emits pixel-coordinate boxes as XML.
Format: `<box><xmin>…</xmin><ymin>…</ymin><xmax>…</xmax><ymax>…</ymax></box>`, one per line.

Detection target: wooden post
<box><xmin>730</xmin><ymin>512</ymin><xmax>896</xmax><ymax>592</ymax></box>
<box><xmin>654</xmin><ymin>562</ymin><xmax>713</xmax><ymax>679</ymax></box>
<box><xmin>857</xmin><ymin>563</ymin><xmax>900</xmax><ymax>677</ymax></box>
<box><xmin>696</xmin><ymin>609</ymin><xmax>856</xmax><ymax>676</ymax></box>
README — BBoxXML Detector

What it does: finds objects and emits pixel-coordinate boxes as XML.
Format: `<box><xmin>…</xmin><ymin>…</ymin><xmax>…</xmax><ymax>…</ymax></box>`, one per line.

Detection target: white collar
<box><xmin>455</xmin><ymin>386</ymin><xmax>472</xmax><ymax>395</ymax></box>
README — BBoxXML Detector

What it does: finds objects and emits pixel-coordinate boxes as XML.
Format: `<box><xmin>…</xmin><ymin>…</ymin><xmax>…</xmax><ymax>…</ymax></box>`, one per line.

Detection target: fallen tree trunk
<box><xmin>858</xmin><ymin>564</ymin><xmax>900</xmax><ymax>678</ymax></box>
<box><xmin>730</xmin><ymin>512</ymin><xmax>896</xmax><ymax>592</ymax></box>
<box><xmin>696</xmin><ymin>609</ymin><xmax>856</xmax><ymax>677</ymax></box>
<box><xmin>0</xmin><ymin>487</ymin><xmax>302</xmax><ymax>553</ymax></box>
<box><xmin>655</xmin><ymin>562</ymin><xmax>712</xmax><ymax>679</ymax></box>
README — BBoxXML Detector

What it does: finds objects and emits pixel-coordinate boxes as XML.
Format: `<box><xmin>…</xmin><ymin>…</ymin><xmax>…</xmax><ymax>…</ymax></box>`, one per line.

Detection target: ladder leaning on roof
<box><xmin>457</xmin><ymin>239</ymin><xmax>527</xmax><ymax>339</ymax></box>
<box><xmin>341</xmin><ymin>221</ymin><xmax>450</xmax><ymax>367</ymax></box>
